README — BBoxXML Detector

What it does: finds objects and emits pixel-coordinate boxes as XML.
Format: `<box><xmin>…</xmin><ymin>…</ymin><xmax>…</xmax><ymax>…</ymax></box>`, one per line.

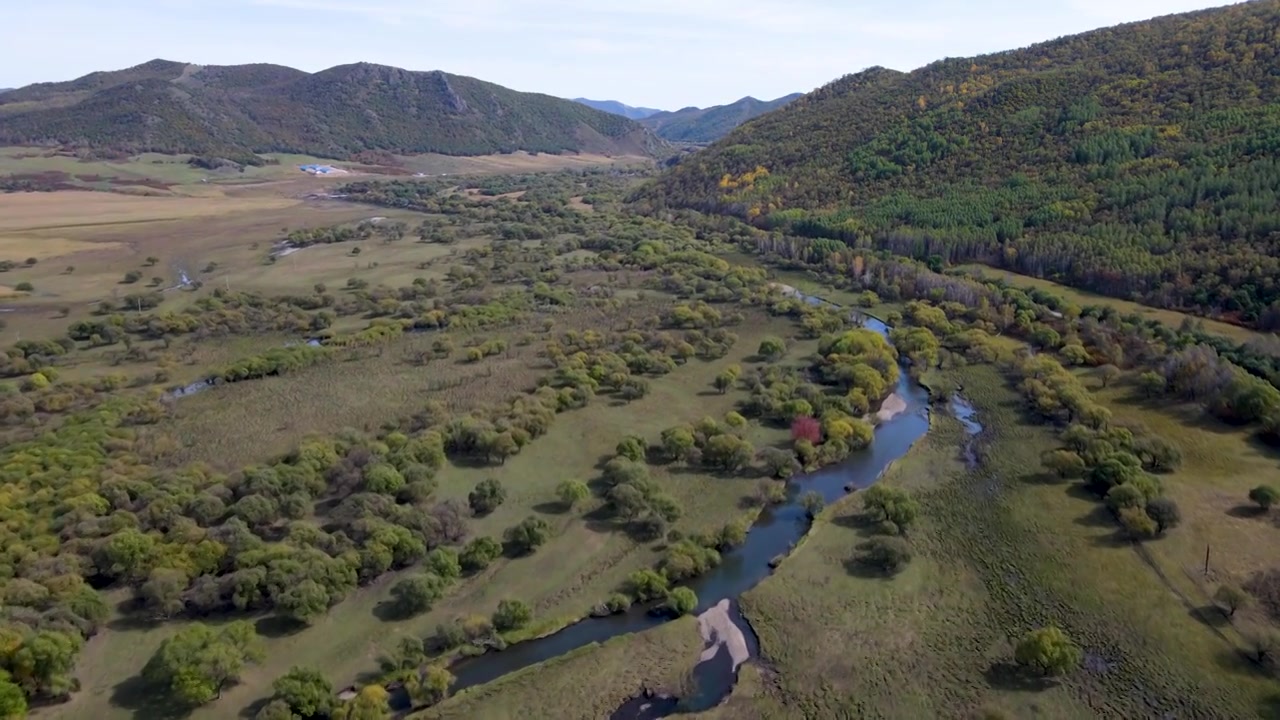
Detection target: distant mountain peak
<box><xmin>639</xmin><ymin>92</ymin><xmax>803</xmax><ymax>143</ymax></box>
<box><xmin>572</xmin><ymin>98</ymin><xmax>664</xmax><ymax>121</ymax></box>
<box><xmin>0</xmin><ymin>61</ymin><xmax>669</xmax><ymax>160</ymax></box>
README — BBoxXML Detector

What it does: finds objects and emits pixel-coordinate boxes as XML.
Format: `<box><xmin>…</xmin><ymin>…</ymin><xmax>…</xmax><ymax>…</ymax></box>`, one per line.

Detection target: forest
<box><xmin>634</xmin><ymin>2</ymin><xmax>1280</xmax><ymax>326</ymax></box>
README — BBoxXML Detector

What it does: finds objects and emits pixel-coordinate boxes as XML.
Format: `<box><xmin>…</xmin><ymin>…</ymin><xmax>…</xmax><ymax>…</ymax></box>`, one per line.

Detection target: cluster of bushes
<box><xmin>1019</xmin><ymin>355</ymin><xmax>1183</xmax><ymax>539</ymax></box>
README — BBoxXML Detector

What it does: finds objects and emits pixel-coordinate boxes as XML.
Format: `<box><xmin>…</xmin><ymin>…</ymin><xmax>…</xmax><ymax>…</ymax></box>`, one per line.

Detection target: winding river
<box><xmin>440</xmin><ymin>314</ymin><xmax>982</xmax><ymax>717</ymax></box>
<box><xmin>160</xmin><ymin>288</ymin><xmax>980</xmax><ymax>715</ymax></box>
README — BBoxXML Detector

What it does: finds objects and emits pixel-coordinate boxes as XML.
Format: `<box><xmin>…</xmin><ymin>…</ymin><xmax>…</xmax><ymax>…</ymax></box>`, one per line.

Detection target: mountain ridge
<box><xmin>639</xmin><ymin>93</ymin><xmax>803</xmax><ymax>143</ymax></box>
<box><xmin>637</xmin><ymin>2</ymin><xmax>1280</xmax><ymax>324</ymax></box>
<box><xmin>0</xmin><ymin>60</ymin><xmax>666</xmax><ymax>160</ymax></box>
<box><xmin>572</xmin><ymin>98</ymin><xmax>664</xmax><ymax>120</ymax></box>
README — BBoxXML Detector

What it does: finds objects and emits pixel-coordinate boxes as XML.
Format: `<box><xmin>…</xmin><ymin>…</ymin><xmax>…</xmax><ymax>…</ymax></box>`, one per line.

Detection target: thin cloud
<box><xmin>0</xmin><ymin>0</ymin><xmax>1242</xmax><ymax>108</ymax></box>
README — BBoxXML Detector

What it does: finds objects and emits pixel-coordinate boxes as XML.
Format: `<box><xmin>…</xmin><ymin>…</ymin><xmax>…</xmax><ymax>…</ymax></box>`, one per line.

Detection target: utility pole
<box><xmin>1204</xmin><ymin>543</ymin><xmax>1210</xmax><ymax>576</ymax></box>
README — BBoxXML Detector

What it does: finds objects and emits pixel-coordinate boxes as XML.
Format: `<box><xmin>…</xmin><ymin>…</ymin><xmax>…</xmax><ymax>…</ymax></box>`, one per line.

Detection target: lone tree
<box><xmin>757</xmin><ymin>336</ymin><xmax>786</xmax><ymax>361</ymax></box>
<box><xmin>459</xmin><ymin>536</ymin><xmax>503</xmax><ymax>572</ymax></box>
<box><xmin>271</xmin><ymin>666</ymin><xmax>333</xmax><ymax>718</ymax></box>
<box><xmin>468</xmin><ymin>478</ymin><xmax>506</xmax><ymax>516</ymax></box>
<box><xmin>1098</xmin><ymin>364</ymin><xmax>1121</xmax><ymax>388</ymax></box>
<box><xmin>861</xmin><ymin>485</ymin><xmax>920</xmax><ymax>532</ymax></box>
<box><xmin>1042</xmin><ymin>449</ymin><xmax>1086</xmax><ymax>479</ymax></box>
<box><xmin>405</xmin><ymin>664</ymin><xmax>455</xmax><ymax>707</ymax></box>
<box><xmin>331</xmin><ymin>684</ymin><xmax>390</xmax><ymax>720</ymax></box>
<box><xmin>800</xmin><ymin>491</ymin><xmax>825</xmax><ymax>519</ymax></box>
<box><xmin>1014</xmin><ymin>626</ymin><xmax>1083</xmax><ymax>677</ymax></box>
<box><xmin>1249</xmin><ymin>485</ymin><xmax>1279</xmax><ymax>512</ymax></box>
<box><xmin>556</xmin><ymin>479</ymin><xmax>590</xmax><ymax>510</ymax></box>
<box><xmin>1144</xmin><ymin>497</ymin><xmax>1182</xmax><ymax>534</ymax></box>
<box><xmin>492</xmin><ymin>599</ymin><xmax>533</xmax><ymax>632</ymax></box>
<box><xmin>143</xmin><ymin>621</ymin><xmax>264</xmax><ymax>706</ymax></box>
<box><xmin>390</xmin><ymin>573</ymin><xmax>448</xmax><ymax>616</ymax></box>
<box><xmin>664</xmin><ymin>587</ymin><xmax>698</xmax><ymax>616</ymax></box>
<box><xmin>504</xmin><ymin>516</ymin><xmax>551</xmax><ymax>555</ymax></box>
<box><xmin>1214</xmin><ymin>584</ymin><xmax>1249</xmax><ymax>618</ymax></box>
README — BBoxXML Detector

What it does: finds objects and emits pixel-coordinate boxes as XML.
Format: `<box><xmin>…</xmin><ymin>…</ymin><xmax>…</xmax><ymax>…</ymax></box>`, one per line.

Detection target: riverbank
<box><xmin>422</xmin><ymin>316</ymin><xmax>933</xmax><ymax>717</ymax></box>
<box><xmin>698</xmin><ymin>362</ymin><xmax>1275</xmax><ymax>719</ymax></box>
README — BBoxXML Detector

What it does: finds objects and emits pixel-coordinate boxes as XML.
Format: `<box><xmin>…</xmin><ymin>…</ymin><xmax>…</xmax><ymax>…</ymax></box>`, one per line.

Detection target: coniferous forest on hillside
<box><xmin>636</xmin><ymin>2</ymin><xmax>1280</xmax><ymax>327</ymax></box>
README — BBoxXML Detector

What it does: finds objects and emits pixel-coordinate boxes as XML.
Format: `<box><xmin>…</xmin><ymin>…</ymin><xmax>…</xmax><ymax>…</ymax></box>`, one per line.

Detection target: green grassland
<box><xmin>689</xmin><ymin>363</ymin><xmax>1279</xmax><ymax>719</ymax></box>
<box><xmin>421</xmin><ymin>617</ymin><xmax>703</xmax><ymax>720</ymax></box>
<box><xmin>42</xmin><ymin>302</ymin><xmax>811</xmax><ymax>720</ymax></box>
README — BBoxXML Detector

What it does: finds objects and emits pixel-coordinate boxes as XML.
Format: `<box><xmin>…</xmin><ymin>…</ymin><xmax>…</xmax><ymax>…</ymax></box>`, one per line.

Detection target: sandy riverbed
<box><xmin>768</xmin><ymin>282</ymin><xmax>802</xmax><ymax>297</ymax></box>
<box><xmin>696</xmin><ymin>599</ymin><xmax>750</xmax><ymax>672</ymax></box>
<box><xmin>875</xmin><ymin>392</ymin><xmax>908</xmax><ymax>422</ymax></box>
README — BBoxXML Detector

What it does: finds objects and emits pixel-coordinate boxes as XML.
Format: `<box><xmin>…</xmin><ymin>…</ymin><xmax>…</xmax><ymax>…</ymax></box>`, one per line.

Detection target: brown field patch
<box><xmin>0</xmin><ymin>234</ymin><xmax>125</xmax><ymax>260</ymax></box>
<box><xmin>0</xmin><ymin>191</ymin><xmax>297</xmax><ymax>232</ymax></box>
<box><xmin>396</xmin><ymin>151</ymin><xmax>652</xmax><ymax>176</ymax></box>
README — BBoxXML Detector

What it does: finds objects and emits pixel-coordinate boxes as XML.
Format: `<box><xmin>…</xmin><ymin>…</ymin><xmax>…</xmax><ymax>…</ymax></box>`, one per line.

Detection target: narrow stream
<box><xmin>441</xmin><ymin>315</ymin><xmax>983</xmax><ymax>716</ymax></box>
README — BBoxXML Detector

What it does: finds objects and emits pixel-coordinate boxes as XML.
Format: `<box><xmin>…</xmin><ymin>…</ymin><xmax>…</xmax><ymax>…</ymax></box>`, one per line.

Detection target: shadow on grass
<box><xmin>110</xmin><ymin>674</ymin><xmax>194</xmax><ymax>720</ymax></box>
<box><xmin>372</xmin><ymin>600</ymin><xmax>418</xmax><ymax>623</ymax></box>
<box><xmin>255</xmin><ymin>615</ymin><xmax>308</xmax><ymax>639</ymax></box>
<box><xmin>1226</xmin><ymin>504</ymin><xmax>1267</xmax><ymax>519</ymax></box>
<box><xmin>1064</xmin><ymin>482</ymin><xmax>1101</xmax><ymax>502</ymax></box>
<box><xmin>1188</xmin><ymin>604</ymin><xmax>1230</xmax><ymax>629</ymax></box>
<box><xmin>1072</xmin><ymin>504</ymin><xmax>1116</xmax><ymax>529</ymax></box>
<box><xmin>108</xmin><ymin>614</ymin><xmax>163</xmax><ymax>633</ymax></box>
<box><xmin>1212</xmin><ymin>646</ymin><xmax>1271</xmax><ymax>679</ymax></box>
<box><xmin>830</xmin><ymin>511</ymin><xmax>887</xmax><ymax>539</ymax></box>
<box><xmin>532</xmin><ymin>501</ymin><xmax>570</xmax><ymax>515</ymax></box>
<box><xmin>1021</xmin><ymin>470</ymin><xmax>1067</xmax><ymax>485</ymax></box>
<box><xmin>841</xmin><ymin>555</ymin><xmax>905</xmax><ymax>580</ymax></box>
<box><xmin>1259</xmin><ymin>693</ymin><xmax>1280</xmax><ymax>720</ymax></box>
<box><xmin>238</xmin><ymin>697</ymin><xmax>272</xmax><ymax>719</ymax></box>
<box><xmin>982</xmin><ymin>661</ymin><xmax>1055</xmax><ymax>693</ymax></box>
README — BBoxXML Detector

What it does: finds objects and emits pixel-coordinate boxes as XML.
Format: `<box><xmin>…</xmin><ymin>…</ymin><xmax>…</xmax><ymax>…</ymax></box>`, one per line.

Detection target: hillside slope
<box><xmin>637</xmin><ymin>2</ymin><xmax>1280</xmax><ymax>325</ymax></box>
<box><xmin>639</xmin><ymin>94</ymin><xmax>802</xmax><ymax>143</ymax></box>
<box><xmin>572</xmin><ymin>98</ymin><xmax>664</xmax><ymax>120</ymax></box>
<box><xmin>0</xmin><ymin>61</ymin><xmax>665</xmax><ymax>159</ymax></box>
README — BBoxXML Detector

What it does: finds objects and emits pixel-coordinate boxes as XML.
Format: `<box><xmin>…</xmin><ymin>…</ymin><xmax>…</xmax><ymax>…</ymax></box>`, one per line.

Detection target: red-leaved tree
<box><xmin>791</xmin><ymin>416</ymin><xmax>821</xmax><ymax>444</ymax></box>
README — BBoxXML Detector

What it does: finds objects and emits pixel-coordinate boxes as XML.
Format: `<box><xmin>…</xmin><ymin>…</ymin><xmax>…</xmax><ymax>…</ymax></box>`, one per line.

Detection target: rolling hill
<box><xmin>572</xmin><ymin>98</ymin><xmax>664</xmax><ymax>120</ymax></box>
<box><xmin>639</xmin><ymin>94</ymin><xmax>803</xmax><ymax>143</ymax></box>
<box><xmin>0</xmin><ymin>60</ymin><xmax>666</xmax><ymax>160</ymax></box>
<box><xmin>637</xmin><ymin>2</ymin><xmax>1280</xmax><ymax>325</ymax></box>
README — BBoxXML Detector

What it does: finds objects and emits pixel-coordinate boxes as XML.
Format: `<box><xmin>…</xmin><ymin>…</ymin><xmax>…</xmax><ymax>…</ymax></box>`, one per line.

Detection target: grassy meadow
<box><xmin>8</xmin><ymin>158</ymin><xmax>1280</xmax><ymax>720</ymax></box>
<box><xmin>688</xmin><ymin>363</ymin><xmax>1280</xmax><ymax>719</ymax></box>
<box><xmin>41</xmin><ymin>300</ymin><xmax>813</xmax><ymax>720</ymax></box>
<box><xmin>421</xmin><ymin>617</ymin><xmax>703</xmax><ymax>720</ymax></box>
<box><xmin>0</xmin><ymin>190</ymin><xmax>435</xmax><ymax>340</ymax></box>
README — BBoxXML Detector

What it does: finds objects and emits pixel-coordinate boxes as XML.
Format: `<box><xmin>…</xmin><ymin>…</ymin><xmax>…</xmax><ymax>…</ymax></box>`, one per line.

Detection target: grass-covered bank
<box><xmin>418</xmin><ymin>617</ymin><xmax>702</xmax><ymax>720</ymax></box>
<box><xmin>698</xmin><ymin>364</ymin><xmax>1277</xmax><ymax>719</ymax></box>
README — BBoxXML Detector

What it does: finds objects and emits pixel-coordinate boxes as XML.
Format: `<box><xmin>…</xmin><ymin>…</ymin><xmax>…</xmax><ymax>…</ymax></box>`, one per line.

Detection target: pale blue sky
<box><xmin>3</xmin><ymin>0</ymin><xmax>1233</xmax><ymax>109</ymax></box>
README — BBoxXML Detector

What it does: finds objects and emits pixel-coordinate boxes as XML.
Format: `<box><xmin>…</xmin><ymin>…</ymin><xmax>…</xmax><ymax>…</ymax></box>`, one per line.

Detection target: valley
<box><xmin>2</xmin><ymin>3</ymin><xmax>1280</xmax><ymax>720</ymax></box>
